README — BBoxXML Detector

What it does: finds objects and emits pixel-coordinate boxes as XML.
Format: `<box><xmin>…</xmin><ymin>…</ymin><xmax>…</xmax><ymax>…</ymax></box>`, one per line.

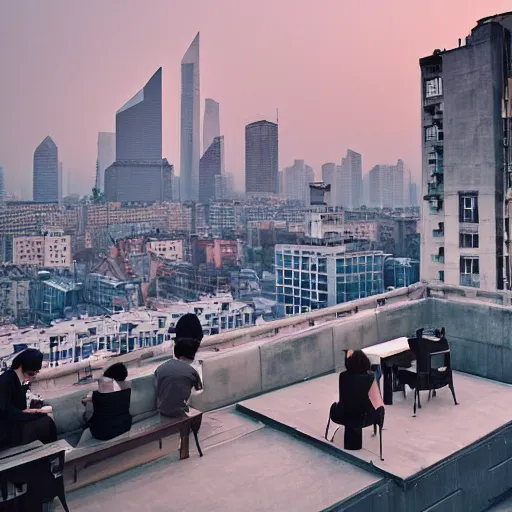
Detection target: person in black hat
<box><xmin>0</xmin><ymin>349</ymin><xmax>57</xmax><ymax>447</ymax></box>
<box><xmin>155</xmin><ymin>314</ymin><xmax>203</xmax><ymax>418</ymax></box>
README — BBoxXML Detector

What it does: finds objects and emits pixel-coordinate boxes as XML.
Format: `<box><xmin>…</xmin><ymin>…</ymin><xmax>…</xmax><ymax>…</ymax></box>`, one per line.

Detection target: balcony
<box><xmin>34</xmin><ymin>283</ymin><xmax>512</xmax><ymax>512</ymax></box>
<box><xmin>431</xmin><ymin>254</ymin><xmax>445</xmax><ymax>263</ymax></box>
<box><xmin>432</xmin><ymin>228</ymin><xmax>444</xmax><ymax>238</ymax></box>
<box><xmin>460</xmin><ymin>273</ymin><xmax>480</xmax><ymax>288</ymax></box>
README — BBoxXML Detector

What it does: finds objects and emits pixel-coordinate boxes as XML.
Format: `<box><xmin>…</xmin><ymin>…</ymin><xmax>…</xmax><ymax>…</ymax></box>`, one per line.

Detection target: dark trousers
<box><xmin>16</xmin><ymin>416</ymin><xmax>57</xmax><ymax>447</ymax></box>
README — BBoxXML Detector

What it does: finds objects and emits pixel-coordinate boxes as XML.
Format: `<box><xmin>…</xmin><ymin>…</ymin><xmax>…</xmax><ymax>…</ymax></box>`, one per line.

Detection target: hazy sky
<box><xmin>1</xmin><ymin>0</ymin><xmax>511</xmax><ymax>198</ymax></box>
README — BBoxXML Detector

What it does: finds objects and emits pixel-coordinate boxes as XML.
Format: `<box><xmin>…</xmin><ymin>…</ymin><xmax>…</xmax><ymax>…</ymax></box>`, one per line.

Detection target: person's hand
<box><xmin>24</xmin><ymin>408</ymin><xmax>42</xmax><ymax>413</ymax></box>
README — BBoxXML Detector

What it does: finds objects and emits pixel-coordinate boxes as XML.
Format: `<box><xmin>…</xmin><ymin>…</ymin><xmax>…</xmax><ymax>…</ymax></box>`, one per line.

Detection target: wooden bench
<box><xmin>0</xmin><ymin>440</ymin><xmax>71</xmax><ymax>511</ymax></box>
<box><xmin>65</xmin><ymin>408</ymin><xmax>203</xmax><ymax>490</ymax></box>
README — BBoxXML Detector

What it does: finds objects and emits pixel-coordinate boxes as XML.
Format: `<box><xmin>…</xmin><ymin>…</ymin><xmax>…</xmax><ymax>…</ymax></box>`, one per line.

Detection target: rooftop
<box><xmin>38</xmin><ymin>283</ymin><xmax>512</xmax><ymax>510</ymax></box>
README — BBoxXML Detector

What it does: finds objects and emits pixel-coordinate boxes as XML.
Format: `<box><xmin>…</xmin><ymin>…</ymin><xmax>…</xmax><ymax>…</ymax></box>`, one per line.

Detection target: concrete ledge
<box><xmin>190</xmin><ymin>344</ymin><xmax>262</xmax><ymax>411</ymax></box>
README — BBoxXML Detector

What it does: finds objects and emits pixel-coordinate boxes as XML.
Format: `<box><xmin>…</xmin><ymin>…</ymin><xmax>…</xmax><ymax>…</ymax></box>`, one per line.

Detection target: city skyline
<box><xmin>1</xmin><ymin>1</ymin><xmax>510</xmax><ymax>198</ymax></box>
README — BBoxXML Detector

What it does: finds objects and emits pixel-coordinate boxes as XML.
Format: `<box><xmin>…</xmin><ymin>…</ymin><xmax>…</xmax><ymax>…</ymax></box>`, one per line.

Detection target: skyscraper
<box><xmin>104</xmin><ymin>68</ymin><xmax>173</xmax><ymax>203</ymax></box>
<box><xmin>420</xmin><ymin>13</ymin><xmax>512</xmax><ymax>291</ymax></box>
<box><xmin>321</xmin><ymin>163</ymin><xmax>337</xmax><ymax>204</ymax></box>
<box><xmin>180</xmin><ymin>33</ymin><xmax>200</xmax><ymax>202</ymax></box>
<box><xmin>33</xmin><ymin>136</ymin><xmax>59</xmax><ymax>202</ymax></box>
<box><xmin>282</xmin><ymin>160</ymin><xmax>315</xmax><ymax>204</ymax></box>
<box><xmin>0</xmin><ymin>166</ymin><xmax>4</xmax><ymax>205</ymax></box>
<box><xmin>199</xmin><ymin>135</ymin><xmax>224</xmax><ymax>203</ymax></box>
<box><xmin>339</xmin><ymin>149</ymin><xmax>362</xmax><ymax>209</ymax></box>
<box><xmin>96</xmin><ymin>132</ymin><xmax>116</xmax><ymax>192</ymax></box>
<box><xmin>368</xmin><ymin>160</ymin><xmax>405</xmax><ymax>208</ymax></box>
<box><xmin>203</xmin><ymin>99</ymin><xmax>220</xmax><ymax>156</ymax></box>
<box><xmin>245</xmin><ymin>120</ymin><xmax>279</xmax><ymax>195</ymax></box>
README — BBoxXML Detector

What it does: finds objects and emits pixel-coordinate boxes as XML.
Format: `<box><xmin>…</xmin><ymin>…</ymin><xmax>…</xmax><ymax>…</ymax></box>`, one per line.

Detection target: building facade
<box><xmin>203</xmin><ymin>98</ymin><xmax>220</xmax><ymax>156</ymax></box>
<box><xmin>105</xmin><ymin>68</ymin><xmax>171</xmax><ymax>203</ymax></box>
<box><xmin>275</xmin><ymin>244</ymin><xmax>387</xmax><ymax>316</ymax></box>
<box><xmin>199</xmin><ymin>136</ymin><xmax>224</xmax><ymax>203</ymax></box>
<box><xmin>245</xmin><ymin>120</ymin><xmax>279</xmax><ymax>195</ymax></box>
<box><xmin>96</xmin><ymin>132</ymin><xmax>116</xmax><ymax>192</ymax></box>
<box><xmin>13</xmin><ymin>232</ymin><xmax>71</xmax><ymax>267</ymax></box>
<box><xmin>420</xmin><ymin>14</ymin><xmax>512</xmax><ymax>291</ymax></box>
<box><xmin>282</xmin><ymin>160</ymin><xmax>315</xmax><ymax>204</ymax></box>
<box><xmin>369</xmin><ymin>160</ymin><xmax>405</xmax><ymax>208</ymax></box>
<box><xmin>33</xmin><ymin>136</ymin><xmax>59</xmax><ymax>203</ymax></box>
<box><xmin>146</xmin><ymin>239</ymin><xmax>183</xmax><ymax>262</ymax></box>
<box><xmin>180</xmin><ymin>33</ymin><xmax>201</xmax><ymax>202</ymax></box>
<box><xmin>338</xmin><ymin>149</ymin><xmax>363</xmax><ymax>209</ymax></box>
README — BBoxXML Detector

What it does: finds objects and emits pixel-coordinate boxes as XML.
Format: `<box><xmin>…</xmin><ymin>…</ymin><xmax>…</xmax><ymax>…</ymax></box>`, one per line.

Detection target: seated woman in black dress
<box><xmin>330</xmin><ymin>350</ymin><xmax>385</xmax><ymax>449</ymax></box>
<box><xmin>0</xmin><ymin>349</ymin><xmax>57</xmax><ymax>448</ymax></box>
<box><xmin>82</xmin><ymin>363</ymin><xmax>132</xmax><ymax>441</ymax></box>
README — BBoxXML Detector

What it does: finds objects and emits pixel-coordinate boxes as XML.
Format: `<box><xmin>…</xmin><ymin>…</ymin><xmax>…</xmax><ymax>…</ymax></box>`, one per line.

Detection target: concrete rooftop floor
<box><xmin>55</xmin><ymin>407</ymin><xmax>381</xmax><ymax>512</ymax></box>
<box><xmin>238</xmin><ymin>371</ymin><xmax>512</xmax><ymax>479</ymax></box>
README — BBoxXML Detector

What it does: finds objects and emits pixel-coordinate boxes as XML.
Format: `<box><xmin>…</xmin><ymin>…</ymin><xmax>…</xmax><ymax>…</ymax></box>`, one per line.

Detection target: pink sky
<box><xmin>1</xmin><ymin>0</ymin><xmax>511</xmax><ymax>198</ymax></box>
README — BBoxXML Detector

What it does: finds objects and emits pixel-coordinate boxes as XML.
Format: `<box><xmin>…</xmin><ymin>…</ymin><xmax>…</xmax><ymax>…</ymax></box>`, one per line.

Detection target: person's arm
<box><xmin>193</xmin><ymin>368</ymin><xmax>203</xmax><ymax>391</ymax></box>
<box><xmin>0</xmin><ymin>376</ymin><xmax>44</xmax><ymax>422</ymax></box>
<box><xmin>368</xmin><ymin>379</ymin><xmax>384</xmax><ymax>410</ymax></box>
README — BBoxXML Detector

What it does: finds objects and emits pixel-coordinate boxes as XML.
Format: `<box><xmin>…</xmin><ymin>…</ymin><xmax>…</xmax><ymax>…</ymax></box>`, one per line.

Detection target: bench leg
<box><xmin>179</xmin><ymin>424</ymin><xmax>190</xmax><ymax>460</ymax></box>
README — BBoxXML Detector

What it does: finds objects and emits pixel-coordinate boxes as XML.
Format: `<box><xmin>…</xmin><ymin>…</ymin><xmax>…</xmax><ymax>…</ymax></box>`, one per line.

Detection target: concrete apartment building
<box><xmin>421</xmin><ymin>13</ymin><xmax>512</xmax><ymax>291</ymax></box>
<box><xmin>146</xmin><ymin>239</ymin><xmax>183</xmax><ymax>262</ymax></box>
<box><xmin>13</xmin><ymin>231</ymin><xmax>71</xmax><ymax>267</ymax></box>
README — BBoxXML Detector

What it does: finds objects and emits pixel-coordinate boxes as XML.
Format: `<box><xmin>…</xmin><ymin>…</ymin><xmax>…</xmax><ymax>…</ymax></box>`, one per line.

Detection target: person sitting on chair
<box><xmin>81</xmin><ymin>362</ymin><xmax>132</xmax><ymax>441</ymax></box>
<box><xmin>155</xmin><ymin>314</ymin><xmax>203</xmax><ymax>418</ymax></box>
<box><xmin>328</xmin><ymin>350</ymin><xmax>385</xmax><ymax>455</ymax></box>
<box><xmin>0</xmin><ymin>349</ymin><xmax>57</xmax><ymax>448</ymax></box>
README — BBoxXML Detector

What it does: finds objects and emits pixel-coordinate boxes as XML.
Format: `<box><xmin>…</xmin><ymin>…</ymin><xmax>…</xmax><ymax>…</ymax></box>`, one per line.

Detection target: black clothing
<box><xmin>89</xmin><ymin>387</ymin><xmax>132</xmax><ymax>441</ymax></box>
<box><xmin>0</xmin><ymin>369</ymin><xmax>54</xmax><ymax>448</ymax></box>
<box><xmin>330</xmin><ymin>371</ymin><xmax>384</xmax><ymax>429</ymax></box>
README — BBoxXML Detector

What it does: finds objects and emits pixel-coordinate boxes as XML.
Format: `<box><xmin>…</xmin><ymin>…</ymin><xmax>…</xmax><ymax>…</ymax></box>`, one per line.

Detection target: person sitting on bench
<box><xmin>155</xmin><ymin>314</ymin><xmax>203</xmax><ymax>418</ymax></box>
<box><xmin>82</xmin><ymin>363</ymin><xmax>132</xmax><ymax>441</ymax></box>
<box><xmin>0</xmin><ymin>349</ymin><xmax>57</xmax><ymax>448</ymax></box>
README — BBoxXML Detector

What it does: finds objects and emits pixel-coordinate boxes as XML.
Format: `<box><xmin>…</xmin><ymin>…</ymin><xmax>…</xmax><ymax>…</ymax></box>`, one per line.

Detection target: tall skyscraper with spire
<box><xmin>203</xmin><ymin>98</ymin><xmax>220</xmax><ymax>155</ymax></box>
<box><xmin>180</xmin><ymin>33</ymin><xmax>200</xmax><ymax>202</ymax></box>
<box><xmin>33</xmin><ymin>136</ymin><xmax>59</xmax><ymax>202</ymax></box>
<box><xmin>104</xmin><ymin>68</ymin><xmax>172</xmax><ymax>202</ymax></box>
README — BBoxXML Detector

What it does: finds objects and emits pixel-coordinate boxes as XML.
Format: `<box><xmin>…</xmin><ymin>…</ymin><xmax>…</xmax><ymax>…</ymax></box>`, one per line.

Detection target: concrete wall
<box><xmin>47</xmin><ymin>299</ymin><xmax>428</xmax><ymax>437</ymax></box>
<box><xmin>430</xmin><ymin>298</ymin><xmax>512</xmax><ymax>384</ymax></box>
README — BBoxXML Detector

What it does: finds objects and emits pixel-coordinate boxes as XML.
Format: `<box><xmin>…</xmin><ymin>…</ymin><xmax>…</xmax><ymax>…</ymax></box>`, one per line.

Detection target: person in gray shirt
<box><xmin>155</xmin><ymin>314</ymin><xmax>203</xmax><ymax>418</ymax></box>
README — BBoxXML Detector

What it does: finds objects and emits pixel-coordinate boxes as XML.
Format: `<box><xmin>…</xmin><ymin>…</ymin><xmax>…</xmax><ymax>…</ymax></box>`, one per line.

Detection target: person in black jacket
<box><xmin>0</xmin><ymin>349</ymin><xmax>57</xmax><ymax>448</ymax></box>
<box><xmin>82</xmin><ymin>363</ymin><xmax>132</xmax><ymax>441</ymax></box>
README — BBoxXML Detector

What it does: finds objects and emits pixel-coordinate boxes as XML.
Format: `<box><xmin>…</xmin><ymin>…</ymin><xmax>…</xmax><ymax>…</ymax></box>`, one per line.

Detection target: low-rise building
<box><xmin>275</xmin><ymin>243</ymin><xmax>387</xmax><ymax>315</ymax></box>
<box><xmin>146</xmin><ymin>239</ymin><xmax>183</xmax><ymax>262</ymax></box>
<box><xmin>13</xmin><ymin>231</ymin><xmax>71</xmax><ymax>268</ymax></box>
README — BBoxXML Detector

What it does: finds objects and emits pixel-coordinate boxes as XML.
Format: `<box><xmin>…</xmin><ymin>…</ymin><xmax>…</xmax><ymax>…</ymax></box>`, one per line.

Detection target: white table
<box><xmin>362</xmin><ymin>337</ymin><xmax>414</xmax><ymax>405</ymax></box>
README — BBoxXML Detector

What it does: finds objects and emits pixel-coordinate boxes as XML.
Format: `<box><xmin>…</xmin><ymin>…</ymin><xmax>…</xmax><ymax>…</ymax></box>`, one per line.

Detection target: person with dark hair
<box><xmin>0</xmin><ymin>349</ymin><xmax>57</xmax><ymax>447</ymax></box>
<box><xmin>81</xmin><ymin>362</ymin><xmax>132</xmax><ymax>441</ymax></box>
<box><xmin>155</xmin><ymin>314</ymin><xmax>203</xmax><ymax>418</ymax></box>
<box><xmin>329</xmin><ymin>349</ymin><xmax>385</xmax><ymax>448</ymax></box>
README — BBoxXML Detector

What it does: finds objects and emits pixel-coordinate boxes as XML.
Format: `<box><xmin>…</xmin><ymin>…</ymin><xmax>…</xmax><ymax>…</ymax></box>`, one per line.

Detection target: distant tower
<box><xmin>104</xmin><ymin>68</ymin><xmax>173</xmax><ymax>202</ymax></box>
<box><xmin>180</xmin><ymin>33</ymin><xmax>201</xmax><ymax>202</ymax></box>
<box><xmin>0</xmin><ymin>166</ymin><xmax>4</xmax><ymax>205</ymax></box>
<box><xmin>33</xmin><ymin>136</ymin><xmax>59</xmax><ymax>202</ymax></box>
<box><xmin>203</xmin><ymin>99</ymin><xmax>220</xmax><ymax>156</ymax></box>
<box><xmin>245</xmin><ymin>120</ymin><xmax>279</xmax><ymax>196</ymax></box>
<box><xmin>96</xmin><ymin>132</ymin><xmax>116</xmax><ymax>192</ymax></box>
<box><xmin>199</xmin><ymin>136</ymin><xmax>224</xmax><ymax>203</ymax></box>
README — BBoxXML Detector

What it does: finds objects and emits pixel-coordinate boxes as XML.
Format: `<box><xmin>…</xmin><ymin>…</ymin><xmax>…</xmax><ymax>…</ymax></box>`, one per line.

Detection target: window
<box><xmin>425</xmin><ymin>77</ymin><xmax>443</xmax><ymax>98</ymax></box>
<box><xmin>460</xmin><ymin>256</ymin><xmax>480</xmax><ymax>288</ymax></box>
<box><xmin>425</xmin><ymin>126</ymin><xmax>438</xmax><ymax>141</ymax></box>
<box><xmin>459</xmin><ymin>194</ymin><xmax>479</xmax><ymax>223</ymax></box>
<box><xmin>459</xmin><ymin>233</ymin><xmax>479</xmax><ymax>248</ymax></box>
